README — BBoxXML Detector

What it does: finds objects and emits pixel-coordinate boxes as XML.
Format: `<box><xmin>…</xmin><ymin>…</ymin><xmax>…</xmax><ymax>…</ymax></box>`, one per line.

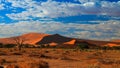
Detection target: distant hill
<box><xmin>0</xmin><ymin>32</ymin><xmax>120</xmax><ymax>47</ymax></box>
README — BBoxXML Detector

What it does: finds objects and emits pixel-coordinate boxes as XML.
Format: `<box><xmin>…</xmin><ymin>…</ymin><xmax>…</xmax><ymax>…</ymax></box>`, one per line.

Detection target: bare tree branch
<box><xmin>12</xmin><ymin>36</ymin><xmax>28</xmax><ymax>51</ymax></box>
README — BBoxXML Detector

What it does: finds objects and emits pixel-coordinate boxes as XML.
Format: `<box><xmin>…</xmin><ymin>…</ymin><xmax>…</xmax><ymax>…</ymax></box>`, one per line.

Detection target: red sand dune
<box><xmin>64</xmin><ymin>39</ymin><xmax>76</xmax><ymax>45</ymax></box>
<box><xmin>0</xmin><ymin>32</ymin><xmax>120</xmax><ymax>47</ymax></box>
<box><xmin>78</xmin><ymin>39</ymin><xmax>120</xmax><ymax>47</ymax></box>
<box><xmin>111</xmin><ymin>39</ymin><xmax>120</xmax><ymax>43</ymax></box>
<box><xmin>105</xmin><ymin>43</ymin><xmax>119</xmax><ymax>47</ymax></box>
<box><xmin>49</xmin><ymin>42</ymin><xmax>58</xmax><ymax>46</ymax></box>
<box><xmin>20</xmin><ymin>32</ymin><xmax>49</xmax><ymax>44</ymax></box>
<box><xmin>0</xmin><ymin>32</ymin><xmax>49</xmax><ymax>44</ymax></box>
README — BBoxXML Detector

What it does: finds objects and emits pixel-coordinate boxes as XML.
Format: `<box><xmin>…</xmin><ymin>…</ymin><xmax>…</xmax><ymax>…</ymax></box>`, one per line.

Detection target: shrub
<box><xmin>0</xmin><ymin>43</ymin><xmax>3</xmax><ymax>48</ymax></box>
<box><xmin>22</xmin><ymin>44</ymin><xmax>35</xmax><ymax>48</ymax></box>
<box><xmin>100</xmin><ymin>46</ymin><xmax>120</xmax><ymax>50</ymax></box>
<box><xmin>5</xmin><ymin>60</ymin><xmax>49</xmax><ymax>68</ymax></box>
<box><xmin>112</xmin><ymin>46</ymin><xmax>120</xmax><ymax>50</ymax></box>
<box><xmin>101</xmin><ymin>46</ymin><xmax>110</xmax><ymax>50</ymax></box>
<box><xmin>0</xmin><ymin>43</ymin><xmax>3</xmax><ymax>45</ymax></box>
<box><xmin>11</xmin><ymin>52</ymin><xmax>22</xmax><ymax>55</ymax></box>
<box><xmin>39</xmin><ymin>44</ymin><xmax>45</xmax><ymax>48</ymax></box>
<box><xmin>22</xmin><ymin>44</ymin><xmax>29</xmax><ymax>48</ymax></box>
<box><xmin>87</xmin><ymin>64</ymin><xmax>100</xmax><ymax>68</ymax></box>
<box><xmin>4</xmin><ymin>44</ymin><xmax>16</xmax><ymax>48</ymax></box>
<box><xmin>0</xmin><ymin>59</ymin><xmax>6</xmax><ymax>65</ymax></box>
<box><xmin>77</xmin><ymin>43</ymin><xmax>89</xmax><ymax>50</ymax></box>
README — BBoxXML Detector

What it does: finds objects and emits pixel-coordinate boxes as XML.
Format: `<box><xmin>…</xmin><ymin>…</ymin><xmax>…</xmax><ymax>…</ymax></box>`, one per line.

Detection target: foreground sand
<box><xmin>0</xmin><ymin>48</ymin><xmax>120</xmax><ymax>68</ymax></box>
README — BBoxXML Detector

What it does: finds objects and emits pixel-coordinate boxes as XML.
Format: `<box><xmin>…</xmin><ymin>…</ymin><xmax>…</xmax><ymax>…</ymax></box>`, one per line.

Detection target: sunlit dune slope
<box><xmin>0</xmin><ymin>32</ymin><xmax>49</xmax><ymax>44</ymax></box>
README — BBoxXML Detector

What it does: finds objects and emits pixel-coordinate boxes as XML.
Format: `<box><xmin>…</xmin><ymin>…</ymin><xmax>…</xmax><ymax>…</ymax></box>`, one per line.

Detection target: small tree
<box><xmin>4</xmin><ymin>44</ymin><xmax>16</xmax><ymax>48</ymax></box>
<box><xmin>12</xmin><ymin>36</ymin><xmax>27</xmax><ymax>51</ymax></box>
<box><xmin>112</xmin><ymin>46</ymin><xmax>120</xmax><ymax>50</ymax></box>
<box><xmin>101</xmin><ymin>46</ymin><xmax>111</xmax><ymax>50</ymax></box>
<box><xmin>40</xmin><ymin>44</ymin><xmax>45</xmax><ymax>48</ymax></box>
<box><xmin>0</xmin><ymin>43</ymin><xmax>3</xmax><ymax>48</ymax></box>
<box><xmin>77</xmin><ymin>43</ymin><xmax>89</xmax><ymax>50</ymax></box>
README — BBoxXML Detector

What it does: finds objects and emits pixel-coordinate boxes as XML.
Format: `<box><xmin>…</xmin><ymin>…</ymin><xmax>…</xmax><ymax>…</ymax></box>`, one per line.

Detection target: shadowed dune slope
<box><xmin>36</xmin><ymin>34</ymin><xmax>73</xmax><ymax>44</ymax></box>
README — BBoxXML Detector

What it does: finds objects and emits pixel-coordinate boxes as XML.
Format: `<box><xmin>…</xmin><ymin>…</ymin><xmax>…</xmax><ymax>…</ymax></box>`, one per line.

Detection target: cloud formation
<box><xmin>0</xmin><ymin>20</ymin><xmax>120</xmax><ymax>40</ymax></box>
<box><xmin>77</xmin><ymin>0</ymin><xmax>100</xmax><ymax>3</ymax></box>
<box><xmin>5</xmin><ymin>0</ymin><xmax>120</xmax><ymax>21</ymax></box>
<box><xmin>0</xmin><ymin>1</ymin><xmax>5</xmax><ymax>10</ymax></box>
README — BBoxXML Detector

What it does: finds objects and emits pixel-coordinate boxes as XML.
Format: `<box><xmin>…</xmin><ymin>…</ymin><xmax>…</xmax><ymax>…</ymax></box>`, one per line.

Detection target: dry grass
<box><xmin>4</xmin><ymin>60</ymin><xmax>49</xmax><ymax>68</ymax></box>
<box><xmin>0</xmin><ymin>48</ymin><xmax>120</xmax><ymax>68</ymax></box>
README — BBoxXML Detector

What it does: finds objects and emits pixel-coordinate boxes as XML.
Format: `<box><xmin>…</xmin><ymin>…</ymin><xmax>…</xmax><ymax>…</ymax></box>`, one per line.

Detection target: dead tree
<box><xmin>12</xmin><ymin>36</ymin><xmax>27</xmax><ymax>51</ymax></box>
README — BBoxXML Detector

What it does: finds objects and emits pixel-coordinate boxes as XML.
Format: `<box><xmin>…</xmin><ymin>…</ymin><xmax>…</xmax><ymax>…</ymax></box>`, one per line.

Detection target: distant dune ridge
<box><xmin>0</xmin><ymin>32</ymin><xmax>120</xmax><ymax>47</ymax></box>
<box><xmin>111</xmin><ymin>39</ymin><xmax>120</xmax><ymax>42</ymax></box>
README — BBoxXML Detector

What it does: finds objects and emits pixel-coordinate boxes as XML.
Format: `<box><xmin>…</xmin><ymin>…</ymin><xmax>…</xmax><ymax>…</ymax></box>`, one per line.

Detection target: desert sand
<box><xmin>0</xmin><ymin>48</ymin><xmax>120</xmax><ymax>68</ymax></box>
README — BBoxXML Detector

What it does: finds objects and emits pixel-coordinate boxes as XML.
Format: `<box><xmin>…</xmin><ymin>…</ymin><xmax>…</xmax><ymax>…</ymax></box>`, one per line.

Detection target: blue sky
<box><xmin>0</xmin><ymin>0</ymin><xmax>120</xmax><ymax>40</ymax></box>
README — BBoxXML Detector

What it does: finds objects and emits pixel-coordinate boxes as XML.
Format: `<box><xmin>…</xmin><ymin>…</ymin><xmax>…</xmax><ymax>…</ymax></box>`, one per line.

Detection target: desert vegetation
<box><xmin>0</xmin><ymin>45</ymin><xmax>120</xmax><ymax>68</ymax></box>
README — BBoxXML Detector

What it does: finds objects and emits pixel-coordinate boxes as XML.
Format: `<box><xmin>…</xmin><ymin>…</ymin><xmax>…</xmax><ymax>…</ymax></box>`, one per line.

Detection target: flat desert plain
<box><xmin>0</xmin><ymin>48</ymin><xmax>120</xmax><ymax>68</ymax></box>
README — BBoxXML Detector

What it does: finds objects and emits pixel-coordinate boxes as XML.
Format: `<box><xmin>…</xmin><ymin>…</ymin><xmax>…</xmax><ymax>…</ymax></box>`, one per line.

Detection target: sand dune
<box><xmin>0</xmin><ymin>32</ymin><xmax>49</xmax><ymax>44</ymax></box>
<box><xmin>0</xmin><ymin>33</ymin><xmax>120</xmax><ymax>47</ymax></box>
<box><xmin>36</xmin><ymin>34</ymin><xmax>73</xmax><ymax>45</ymax></box>
<box><xmin>20</xmin><ymin>32</ymin><xmax>49</xmax><ymax>44</ymax></box>
<box><xmin>111</xmin><ymin>39</ymin><xmax>120</xmax><ymax>43</ymax></box>
<box><xmin>64</xmin><ymin>39</ymin><xmax>76</xmax><ymax>45</ymax></box>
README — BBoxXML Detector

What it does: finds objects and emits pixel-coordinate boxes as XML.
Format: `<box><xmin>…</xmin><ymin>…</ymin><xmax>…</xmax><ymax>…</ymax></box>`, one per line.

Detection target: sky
<box><xmin>0</xmin><ymin>0</ymin><xmax>120</xmax><ymax>40</ymax></box>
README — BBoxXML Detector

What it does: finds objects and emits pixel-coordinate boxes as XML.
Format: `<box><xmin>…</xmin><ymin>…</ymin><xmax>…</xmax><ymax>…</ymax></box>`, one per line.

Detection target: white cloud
<box><xmin>0</xmin><ymin>20</ymin><xmax>120</xmax><ymax>40</ymax></box>
<box><xmin>6</xmin><ymin>0</ymin><xmax>81</xmax><ymax>20</ymax></box>
<box><xmin>0</xmin><ymin>21</ymin><xmax>68</xmax><ymax>37</ymax></box>
<box><xmin>0</xmin><ymin>3</ymin><xmax>5</xmax><ymax>10</ymax></box>
<box><xmin>68</xmin><ymin>20</ymin><xmax>120</xmax><ymax>40</ymax></box>
<box><xmin>101</xmin><ymin>1</ymin><xmax>120</xmax><ymax>16</ymax></box>
<box><xmin>78</xmin><ymin>0</ymin><xmax>100</xmax><ymax>3</ymax></box>
<box><xmin>6</xmin><ymin>0</ymin><xmax>120</xmax><ymax>20</ymax></box>
<box><xmin>7</xmin><ymin>0</ymin><xmax>36</xmax><ymax>8</ymax></box>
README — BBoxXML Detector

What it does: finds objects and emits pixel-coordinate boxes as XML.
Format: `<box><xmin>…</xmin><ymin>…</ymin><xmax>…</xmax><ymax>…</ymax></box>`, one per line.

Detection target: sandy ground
<box><xmin>0</xmin><ymin>48</ymin><xmax>120</xmax><ymax>68</ymax></box>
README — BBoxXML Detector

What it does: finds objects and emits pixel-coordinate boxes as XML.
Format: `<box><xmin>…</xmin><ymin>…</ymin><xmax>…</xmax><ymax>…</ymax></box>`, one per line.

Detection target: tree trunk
<box><xmin>18</xmin><ymin>46</ymin><xmax>21</xmax><ymax>51</ymax></box>
<box><xmin>18</xmin><ymin>45</ymin><xmax>22</xmax><ymax>51</ymax></box>
<box><xmin>16</xmin><ymin>45</ymin><xmax>22</xmax><ymax>51</ymax></box>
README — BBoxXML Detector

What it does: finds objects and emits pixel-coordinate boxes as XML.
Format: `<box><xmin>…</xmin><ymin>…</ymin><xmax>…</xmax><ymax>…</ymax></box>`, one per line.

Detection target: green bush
<box><xmin>101</xmin><ymin>46</ymin><xmax>109</xmax><ymax>50</ymax></box>
<box><xmin>77</xmin><ymin>43</ymin><xmax>89</xmax><ymax>50</ymax></box>
<box><xmin>101</xmin><ymin>46</ymin><xmax>120</xmax><ymax>50</ymax></box>
<box><xmin>39</xmin><ymin>44</ymin><xmax>46</xmax><ymax>48</ymax></box>
<box><xmin>4</xmin><ymin>44</ymin><xmax>16</xmax><ymax>48</ymax></box>
<box><xmin>0</xmin><ymin>43</ymin><xmax>3</xmax><ymax>48</ymax></box>
<box><xmin>22</xmin><ymin>44</ymin><xmax>29</xmax><ymax>48</ymax></box>
<box><xmin>112</xmin><ymin>46</ymin><xmax>120</xmax><ymax>50</ymax></box>
<box><xmin>22</xmin><ymin>44</ymin><xmax>35</xmax><ymax>48</ymax></box>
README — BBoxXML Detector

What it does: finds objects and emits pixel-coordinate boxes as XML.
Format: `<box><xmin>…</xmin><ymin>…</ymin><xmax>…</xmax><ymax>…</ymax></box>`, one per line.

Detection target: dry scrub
<box><xmin>0</xmin><ymin>48</ymin><xmax>120</xmax><ymax>68</ymax></box>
